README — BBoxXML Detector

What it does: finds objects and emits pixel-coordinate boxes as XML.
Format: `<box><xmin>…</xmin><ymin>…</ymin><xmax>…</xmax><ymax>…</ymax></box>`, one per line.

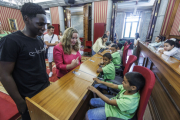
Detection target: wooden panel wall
<box><xmin>66</xmin><ymin>9</ymin><xmax>71</xmax><ymax>28</ymax></box>
<box><xmin>0</xmin><ymin>6</ymin><xmax>25</xmax><ymax>32</ymax></box>
<box><xmin>109</xmin><ymin>3</ymin><xmax>116</xmax><ymax>42</ymax></box>
<box><xmin>83</xmin><ymin>4</ymin><xmax>89</xmax><ymax>46</ymax></box>
<box><xmin>170</xmin><ymin>2</ymin><xmax>180</xmax><ymax>36</ymax></box>
<box><xmin>160</xmin><ymin>0</ymin><xmax>180</xmax><ymax>39</ymax></box>
<box><xmin>146</xmin><ymin>0</ymin><xmax>161</xmax><ymax>41</ymax></box>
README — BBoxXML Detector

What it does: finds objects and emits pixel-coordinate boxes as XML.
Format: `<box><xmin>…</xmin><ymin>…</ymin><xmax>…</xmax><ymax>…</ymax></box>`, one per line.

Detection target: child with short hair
<box><xmin>111</xmin><ymin>44</ymin><xmax>121</xmax><ymax>69</ymax></box>
<box><xmin>158</xmin><ymin>39</ymin><xmax>180</xmax><ymax>60</ymax></box>
<box><xmin>86</xmin><ymin>72</ymin><xmax>145</xmax><ymax>120</ymax></box>
<box><xmin>97</xmin><ymin>53</ymin><xmax>115</xmax><ymax>81</ymax></box>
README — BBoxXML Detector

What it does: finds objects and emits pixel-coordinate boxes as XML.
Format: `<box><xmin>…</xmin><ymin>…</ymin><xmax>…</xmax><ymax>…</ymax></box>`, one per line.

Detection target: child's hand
<box><xmin>98</xmin><ymin>62</ymin><xmax>103</xmax><ymax>66</ymax></box>
<box><xmin>87</xmin><ymin>86</ymin><xmax>97</xmax><ymax>93</ymax></box>
<box><xmin>98</xmin><ymin>52</ymin><xmax>103</xmax><ymax>56</ymax></box>
<box><xmin>97</xmin><ymin>67</ymin><xmax>102</xmax><ymax>73</ymax></box>
<box><xmin>93</xmin><ymin>78</ymin><xmax>101</xmax><ymax>84</ymax></box>
<box><xmin>159</xmin><ymin>49</ymin><xmax>164</xmax><ymax>54</ymax></box>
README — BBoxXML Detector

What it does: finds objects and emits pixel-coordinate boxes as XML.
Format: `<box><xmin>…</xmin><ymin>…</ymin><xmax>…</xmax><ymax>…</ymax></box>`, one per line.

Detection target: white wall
<box><xmin>71</xmin><ymin>15</ymin><xmax>84</xmax><ymax>38</ymax></box>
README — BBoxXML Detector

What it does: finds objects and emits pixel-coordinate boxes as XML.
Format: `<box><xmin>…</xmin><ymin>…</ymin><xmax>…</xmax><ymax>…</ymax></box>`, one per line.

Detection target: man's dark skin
<box><xmin>0</xmin><ymin>14</ymin><xmax>47</xmax><ymax>114</ymax></box>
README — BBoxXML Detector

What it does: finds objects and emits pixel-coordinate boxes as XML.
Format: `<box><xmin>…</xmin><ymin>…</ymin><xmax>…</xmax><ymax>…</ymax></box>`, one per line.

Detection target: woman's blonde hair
<box><xmin>60</xmin><ymin>27</ymin><xmax>80</xmax><ymax>54</ymax></box>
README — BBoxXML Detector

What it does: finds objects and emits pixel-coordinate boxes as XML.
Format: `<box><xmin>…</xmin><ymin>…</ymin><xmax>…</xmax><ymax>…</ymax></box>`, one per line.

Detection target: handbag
<box><xmin>45</xmin><ymin>34</ymin><xmax>54</xmax><ymax>59</ymax></box>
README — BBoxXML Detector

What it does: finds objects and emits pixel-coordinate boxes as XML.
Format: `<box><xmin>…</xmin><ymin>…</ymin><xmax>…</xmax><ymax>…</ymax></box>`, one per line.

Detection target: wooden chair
<box><xmin>84</xmin><ymin>41</ymin><xmax>92</xmax><ymax>54</ymax></box>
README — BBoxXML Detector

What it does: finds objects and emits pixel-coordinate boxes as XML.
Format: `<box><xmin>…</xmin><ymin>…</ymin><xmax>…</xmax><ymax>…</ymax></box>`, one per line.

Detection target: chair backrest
<box><xmin>122</xmin><ymin>44</ymin><xmax>130</xmax><ymax>67</ymax></box>
<box><xmin>123</xmin><ymin>55</ymin><xmax>137</xmax><ymax>75</ymax></box>
<box><xmin>133</xmin><ymin>66</ymin><xmax>156</xmax><ymax>120</ymax></box>
<box><xmin>86</xmin><ymin>41</ymin><xmax>92</xmax><ymax>47</ymax></box>
<box><xmin>124</xmin><ymin>41</ymin><xmax>128</xmax><ymax>46</ymax></box>
<box><xmin>79</xmin><ymin>37</ymin><xmax>84</xmax><ymax>42</ymax></box>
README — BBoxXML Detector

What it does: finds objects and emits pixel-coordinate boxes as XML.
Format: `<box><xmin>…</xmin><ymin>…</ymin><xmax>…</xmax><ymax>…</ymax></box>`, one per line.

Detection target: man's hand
<box><xmin>16</xmin><ymin>99</ymin><xmax>27</xmax><ymax>114</ymax></box>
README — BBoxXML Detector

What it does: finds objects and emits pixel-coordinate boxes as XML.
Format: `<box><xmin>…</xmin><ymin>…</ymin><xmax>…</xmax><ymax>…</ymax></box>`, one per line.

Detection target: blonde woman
<box><xmin>53</xmin><ymin>28</ymin><xmax>81</xmax><ymax>78</ymax></box>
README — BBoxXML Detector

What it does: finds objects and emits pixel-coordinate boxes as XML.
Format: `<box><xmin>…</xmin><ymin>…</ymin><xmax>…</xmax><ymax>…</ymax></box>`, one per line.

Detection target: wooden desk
<box><xmin>26</xmin><ymin>51</ymin><xmax>106</xmax><ymax>120</ymax></box>
<box><xmin>137</xmin><ymin>41</ymin><xmax>180</xmax><ymax>120</ymax></box>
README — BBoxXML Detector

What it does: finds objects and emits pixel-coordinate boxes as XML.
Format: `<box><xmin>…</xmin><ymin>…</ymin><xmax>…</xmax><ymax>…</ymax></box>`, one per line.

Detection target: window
<box><xmin>123</xmin><ymin>16</ymin><xmax>140</xmax><ymax>38</ymax></box>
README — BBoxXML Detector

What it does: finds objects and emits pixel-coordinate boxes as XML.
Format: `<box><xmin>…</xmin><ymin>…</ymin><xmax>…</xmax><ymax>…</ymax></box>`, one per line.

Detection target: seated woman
<box><xmin>53</xmin><ymin>28</ymin><xmax>81</xmax><ymax>78</ymax></box>
<box><xmin>148</xmin><ymin>36</ymin><xmax>163</xmax><ymax>47</ymax></box>
<box><xmin>92</xmin><ymin>34</ymin><xmax>110</xmax><ymax>56</ymax></box>
<box><xmin>158</xmin><ymin>39</ymin><xmax>180</xmax><ymax>60</ymax></box>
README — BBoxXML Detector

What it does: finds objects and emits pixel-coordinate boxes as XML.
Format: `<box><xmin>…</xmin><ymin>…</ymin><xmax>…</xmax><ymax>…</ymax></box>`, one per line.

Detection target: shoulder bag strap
<box><xmin>49</xmin><ymin>34</ymin><xmax>54</xmax><ymax>43</ymax></box>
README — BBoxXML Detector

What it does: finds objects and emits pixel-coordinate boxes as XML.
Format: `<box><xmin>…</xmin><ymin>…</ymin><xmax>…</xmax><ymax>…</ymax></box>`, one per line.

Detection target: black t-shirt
<box><xmin>0</xmin><ymin>31</ymin><xmax>50</xmax><ymax>98</ymax></box>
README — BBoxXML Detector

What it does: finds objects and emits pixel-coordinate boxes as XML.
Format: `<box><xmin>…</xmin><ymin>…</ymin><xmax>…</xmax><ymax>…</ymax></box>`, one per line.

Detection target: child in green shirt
<box><xmin>111</xmin><ymin>44</ymin><xmax>121</xmax><ymax>69</ymax></box>
<box><xmin>97</xmin><ymin>53</ymin><xmax>115</xmax><ymax>81</ymax></box>
<box><xmin>86</xmin><ymin>72</ymin><xmax>145</xmax><ymax>120</ymax></box>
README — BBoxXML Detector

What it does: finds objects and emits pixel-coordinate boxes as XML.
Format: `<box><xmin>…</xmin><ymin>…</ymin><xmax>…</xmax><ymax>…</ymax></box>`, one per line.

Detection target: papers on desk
<box><xmin>148</xmin><ymin>45</ymin><xmax>157</xmax><ymax>52</ymax></box>
<box><xmin>89</xmin><ymin>59</ymin><xmax>95</xmax><ymax>62</ymax></box>
<box><xmin>72</xmin><ymin>71</ymin><xmax>80</xmax><ymax>76</ymax></box>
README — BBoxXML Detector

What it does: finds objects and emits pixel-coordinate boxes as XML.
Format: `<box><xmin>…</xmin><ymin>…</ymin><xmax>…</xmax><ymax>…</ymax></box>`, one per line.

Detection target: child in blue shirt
<box><xmin>86</xmin><ymin>72</ymin><xmax>145</xmax><ymax>120</ymax></box>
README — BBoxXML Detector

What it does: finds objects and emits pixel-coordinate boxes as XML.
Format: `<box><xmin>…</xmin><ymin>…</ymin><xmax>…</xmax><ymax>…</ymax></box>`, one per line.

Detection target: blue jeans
<box><xmin>92</xmin><ymin>49</ymin><xmax>96</xmax><ymax>56</ymax></box>
<box><xmin>87</xmin><ymin>98</ymin><xmax>106</xmax><ymax>120</ymax></box>
<box><xmin>92</xmin><ymin>49</ymin><xmax>105</xmax><ymax>56</ymax></box>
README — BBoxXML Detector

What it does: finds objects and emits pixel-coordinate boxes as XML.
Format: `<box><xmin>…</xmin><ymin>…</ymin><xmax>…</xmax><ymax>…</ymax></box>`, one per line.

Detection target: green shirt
<box><xmin>102</xmin><ymin>62</ymin><xmax>115</xmax><ymax>81</ymax></box>
<box><xmin>111</xmin><ymin>51</ymin><xmax>121</xmax><ymax>69</ymax></box>
<box><xmin>105</xmin><ymin>85</ymin><xmax>140</xmax><ymax>119</ymax></box>
<box><xmin>0</xmin><ymin>31</ymin><xmax>11</xmax><ymax>40</ymax></box>
<box><xmin>121</xmin><ymin>46</ymin><xmax>124</xmax><ymax>51</ymax></box>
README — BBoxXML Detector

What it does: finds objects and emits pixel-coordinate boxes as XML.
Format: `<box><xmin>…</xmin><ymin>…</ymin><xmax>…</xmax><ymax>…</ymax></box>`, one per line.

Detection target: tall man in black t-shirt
<box><xmin>0</xmin><ymin>3</ymin><xmax>50</xmax><ymax>120</ymax></box>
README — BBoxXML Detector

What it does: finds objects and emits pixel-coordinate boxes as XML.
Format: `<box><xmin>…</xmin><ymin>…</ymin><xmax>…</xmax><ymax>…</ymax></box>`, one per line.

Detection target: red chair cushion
<box><xmin>0</xmin><ymin>94</ymin><xmax>20</xmax><ymax>120</ymax></box>
<box><xmin>122</xmin><ymin>45</ymin><xmax>130</xmax><ymax>67</ymax></box>
<box><xmin>84</xmin><ymin>48</ymin><xmax>92</xmax><ymax>52</ymax></box>
<box><xmin>86</xmin><ymin>41</ymin><xmax>92</xmax><ymax>47</ymax></box>
<box><xmin>133</xmin><ymin>66</ymin><xmax>156</xmax><ymax>120</ymax></box>
<box><xmin>79</xmin><ymin>37</ymin><xmax>84</xmax><ymax>42</ymax></box>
